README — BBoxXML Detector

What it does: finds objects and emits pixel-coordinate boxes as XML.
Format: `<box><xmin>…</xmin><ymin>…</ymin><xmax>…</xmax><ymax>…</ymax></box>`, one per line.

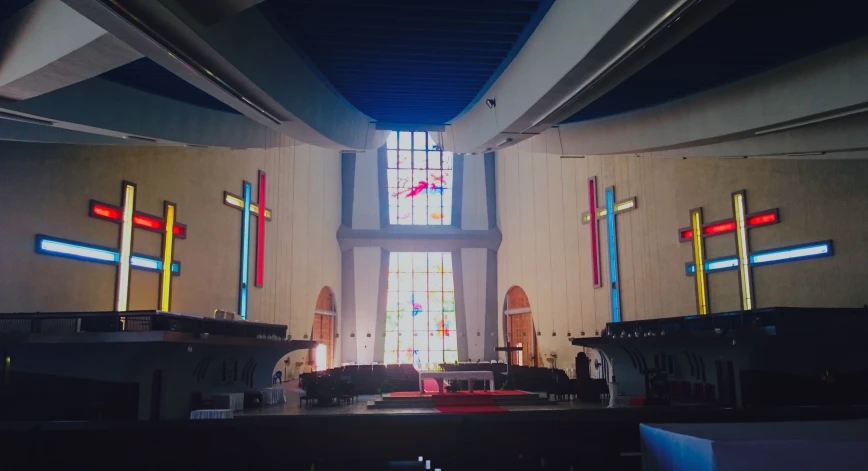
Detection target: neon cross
<box><xmin>35</xmin><ymin>180</ymin><xmax>183</xmax><ymax>312</ymax></box>
<box><xmin>90</xmin><ymin>197</ymin><xmax>187</xmax><ymax>311</ymax></box>
<box><xmin>223</xmin><ymin>171</ymin><xmax>272</xmax><ymax>320</ymax></box>
<box><xmin>581</xmin><ymin>178</ymin><xmax>637</xmax><ymax>323</ymax></box>
<box><xmin>679</xmin><ymin>190</ymin><xmax>833</xmax><ymax>314</ymax></box>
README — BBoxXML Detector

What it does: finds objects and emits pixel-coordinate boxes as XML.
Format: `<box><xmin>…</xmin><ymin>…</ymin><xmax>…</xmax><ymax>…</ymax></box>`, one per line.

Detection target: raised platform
<box><xmin>572</xmin><ymin>306</ymin><xmax>868</xmax><ymax>408</ymax></box>
<box><xmin>0</xmin><ymin>310</ymin><xmax>311</xmax><ymax>420</ymax></box>
<box><xmin>369</xmin><ymin>390</ymin><xmax>554</xmax><ymax>412</ymax></box>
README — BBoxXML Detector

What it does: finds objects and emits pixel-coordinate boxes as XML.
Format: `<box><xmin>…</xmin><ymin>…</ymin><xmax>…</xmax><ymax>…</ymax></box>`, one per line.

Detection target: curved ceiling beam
<box><xmin>444</xmin><ymin>0</ymin><xmax>733</xmax><ymax>154</ymax></box>
<box><xmin>0</xmin><ymin>118</ymin><xmax>129</xmax><ymax>145</ymax></box>
<box><xmin>0</xmin><ymin>0</ymin><xmax>141</xmax><ymax>100</ymax></box>
<box><xmin>641</xmin><ymin>112</ymin><xmax>868</xmax><ymax>160</ymax></box>
<box><xmin>558</xmin><ymin>38</ymin><xmax>868</xmax><ymax>156</ymax></box>
<box><xmin>0</xmin><ymin>77</ymin><xmax>272</xmax><ymax>147</ymax></box>
<box><xmin>61</xmin><ymin>0</ymin><xmax>384</xmax><ymax>150</ymax></box>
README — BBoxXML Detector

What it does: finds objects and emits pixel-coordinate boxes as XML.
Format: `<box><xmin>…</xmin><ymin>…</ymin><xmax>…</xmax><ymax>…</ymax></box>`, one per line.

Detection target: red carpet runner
<box><xmin>430</xmin><ymin>392</ymin><xmax>507</xmax><ymax>414</ymax></box>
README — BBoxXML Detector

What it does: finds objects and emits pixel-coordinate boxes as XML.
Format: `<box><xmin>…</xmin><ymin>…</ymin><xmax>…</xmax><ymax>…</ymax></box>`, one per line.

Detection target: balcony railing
<box><xmin>0</xmin><ymin>310</ymin><xmax>286</xmax><ymax>340</ymax></box>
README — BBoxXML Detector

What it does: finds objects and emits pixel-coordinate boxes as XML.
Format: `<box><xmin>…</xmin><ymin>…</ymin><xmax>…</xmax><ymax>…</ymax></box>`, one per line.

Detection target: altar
<box><xmin>418</xmin><ymin>370</ymin><xmax>495</xmax><ymax>393</ymax></box>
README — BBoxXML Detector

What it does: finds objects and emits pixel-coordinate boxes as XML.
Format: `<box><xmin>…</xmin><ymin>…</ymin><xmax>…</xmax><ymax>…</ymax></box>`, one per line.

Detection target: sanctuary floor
<box><xmin>235</xmin><ymin>384</ymin><xmax>605</xmax><ymax>417</ymax></box>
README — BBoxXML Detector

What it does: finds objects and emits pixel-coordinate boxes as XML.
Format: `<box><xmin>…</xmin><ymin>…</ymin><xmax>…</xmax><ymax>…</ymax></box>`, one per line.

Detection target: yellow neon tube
<box><xmin>614</xmin><ymin>199</ymin><xmax>635</xmax><ymax>212</ymax></box>
<box><xmin>116</xmin><ymin>183</ymin><xmax>135</xmax><ymax>313</ymax></box>
<box><xmin>691</xmin><ymin>209</ymin><xmax>709</xmax><ymax>315</ymax></box>
<box><xmin>160</xmin><ymin>203</ymin><xmax>176</xmax><ymax>311</ymax></box>
<box><xmin>225</xmin><ymin>194</ymin><xmax>244</xmax><ymax>208</ymax></box>
<box><xmin>733</xmin><ymin>193</ymin><xmax>753</xmax><ymax>310</ymax></box>
<box><xmin>226</xmin><ymin>194</ymin><xmax>271</xmax><ymax>220</ymax></box>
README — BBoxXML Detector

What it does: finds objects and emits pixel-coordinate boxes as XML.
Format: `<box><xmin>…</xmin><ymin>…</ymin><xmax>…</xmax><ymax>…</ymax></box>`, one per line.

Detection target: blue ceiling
<box><xmin>99</xmin><ymin>58</ymin><xmax>241</xmax><ymax>114</ymax></box>
<box><xmin>562</xmin><ymin>0</ymin><xmax>868</xmax><ymax>124</ymax></box>
<box><xmin>261</xmin><ymin>0</ymin><xmax>554</xmax><ymax>125</ymax></box>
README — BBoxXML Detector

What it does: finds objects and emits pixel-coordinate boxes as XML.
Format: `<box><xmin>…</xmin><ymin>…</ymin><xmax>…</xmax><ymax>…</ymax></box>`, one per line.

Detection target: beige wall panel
<box><xmin>0</xmin><ymin>139</ymin><xmax>342</xmax><ymax>374</ymax></box>
<box><xmin>496</xmin><ymin>133</ymin><xmax>868</xmax><ymax>366</ymax></box>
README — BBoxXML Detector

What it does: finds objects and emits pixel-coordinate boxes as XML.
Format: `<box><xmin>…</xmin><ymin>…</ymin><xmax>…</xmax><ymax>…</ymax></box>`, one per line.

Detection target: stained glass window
<box><xmin>386</xmin><ymin>131</ymin><xmax>453</xmax><ymax>225</ymax></box>
<box><xmin>384</xmin><ymin>252</ymin><xmax>458</xmax><ymax>367</ymax></box>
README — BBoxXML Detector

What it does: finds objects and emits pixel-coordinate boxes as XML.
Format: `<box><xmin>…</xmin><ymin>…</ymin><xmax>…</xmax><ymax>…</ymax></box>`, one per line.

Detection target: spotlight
<box><xmin>485</xmin><ymin>98</ymin><xmax>496</xmax><ymax>109</ymax></box>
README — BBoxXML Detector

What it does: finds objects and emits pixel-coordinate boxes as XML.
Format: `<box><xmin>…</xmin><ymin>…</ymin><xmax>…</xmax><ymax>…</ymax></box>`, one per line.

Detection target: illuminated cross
<box><xmin>223</xmin><ymin>171</ymin><xmax>272</xmax><ymax>320</ymax></box>
<box><xmin>35</xmin><ymin>180</ymin><xmax>184</xmax><ymax>312</ymax></box>
<box><xmin>581</xmin><ymin>177</ymin><xmax>637</xmax><ymax>323</ymax></box>
<box><xmin>679</xmin><ymin>190</ymin><xmax>832</xmax><ymax>314</ymax></box>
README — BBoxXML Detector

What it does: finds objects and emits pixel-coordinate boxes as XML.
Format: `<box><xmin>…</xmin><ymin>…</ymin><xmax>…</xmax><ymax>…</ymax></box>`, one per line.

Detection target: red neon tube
<box><xmin>588</xmin><ymin>178</ymin><xmax>600</xmax><ymax>287</ymax></box>
<box><xmin>256</xmin><ymin>171</ymin><xmax>266</xmax><ymax>287</ymax></box>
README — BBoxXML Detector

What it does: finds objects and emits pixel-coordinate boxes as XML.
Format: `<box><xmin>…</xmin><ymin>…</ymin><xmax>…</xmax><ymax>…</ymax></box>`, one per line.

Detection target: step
<box><xmin>367</xmin><ymin>393</ymin><xmax>555</xmax><ymax>409</ymax></box>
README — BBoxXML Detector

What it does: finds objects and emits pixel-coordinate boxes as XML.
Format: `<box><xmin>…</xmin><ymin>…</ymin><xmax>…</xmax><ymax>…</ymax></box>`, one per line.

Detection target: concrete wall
<box><xmin>0</xmin><ymin>136</ymin><xmax>342</xmax><ymax>367</ymax></box>
<box><xmin>496</xmin><ymin>130</ymin><xmax>868</xmax><ymax>368</ymax></box>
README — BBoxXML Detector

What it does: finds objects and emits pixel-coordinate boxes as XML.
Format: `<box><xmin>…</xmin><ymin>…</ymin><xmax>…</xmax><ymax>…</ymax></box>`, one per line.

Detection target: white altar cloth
<box><xmin>418</xmin><ymin>370</ymin><xmax>495</xmax><ymax>393</ymax></box>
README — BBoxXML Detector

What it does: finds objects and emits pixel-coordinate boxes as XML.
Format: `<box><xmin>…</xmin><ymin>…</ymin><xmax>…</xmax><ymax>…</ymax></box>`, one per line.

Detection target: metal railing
<box><xmin>0</xmin><ymin>310</ymin><xmax>286</xmax><ymax>340</ymax></box>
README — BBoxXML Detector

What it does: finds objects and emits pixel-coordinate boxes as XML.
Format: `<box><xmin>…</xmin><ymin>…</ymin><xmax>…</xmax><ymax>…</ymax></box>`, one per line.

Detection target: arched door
<box><xmin>310</xmin><ymin>287</ymin><xmax>336</xmax><ymax>371</ymax></box>
<box><xmin>503</xmin><ymin>286</ymin><xmax>540</xmax><ymax>367</ymax></box>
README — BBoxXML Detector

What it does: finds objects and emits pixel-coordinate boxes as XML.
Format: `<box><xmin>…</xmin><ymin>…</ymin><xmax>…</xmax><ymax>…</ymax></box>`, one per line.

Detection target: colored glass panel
<box><xmin>685</xmin><ymin>242</ymin><xmax>831</xmax><ymax>274</ymax></box>
<box><xmin>133</xmin><ymin>214</ymin><xmax>162</xmax><ymax>230</ymax></box>
<box><xmin>116</xmin><ymin>182</ymin><xmax>135</xmax><ymax>312</ymax></box>
<box><xmin>256</xmin><ymin>171</ymin><xmax>266</xmax><ymax>287</ymax></box>
<box><xmin>37</xmin><ymin>236</ymin><xmax>180</xmax><ymax>273</ymax></box>
<box><xmin>160</xmin><ymin>203</ymin><xmax>176</xmax><ymax>311</ymax></box>
<box><xmin>732</xmin><ymin>192</ymin><xmax>753</xmax><ymax>310</ymax></box>
<box><xmin>92</xmin><ymin>203</ymin><xmax>122</xmax><ymax>220</ymax></box>
<box><xmin>690</xmin><ymin>209</ymin><xmax>709</xmax><ymax>315</ymax></box>
<box><xmin>704</xmin><ymin>221</ymin><xmax>736</xmax><ymax>235</ymax></box>
<box><xmin>239</xmin><ymin>181</ymin><xmax>251</xmax><ymax>320</ymax></box>
<box><xmin>587</xmin><ymin>178</ymin><xmax>601</xmax><ymax>288</ymax></box>
<box><xmin>748</xmin><ymin>212</ymin><xmax>777</xmax><ymax>226</ymax></box>
<box><xmin>750</xmin><ymin>241</ymin><xmax>831</xmax><ymax>265</ymax></box>
<box><xmin>605</xmin><ymin>187</ymin><xmax>621</xmax><ymax>322</ymax></box>
<box><xmin>387</xmin><ymin>131</ymin><xmax>453</xmax><ymax>225</ymax></box>
<box><xmin>384</xmin><ymin>252</ymin><xmax>458</xmax><ymax>367</ymax></box>
<box><xmin>38</xmin><ymin>237</ymin><xmax>118</xmax><ymax>263</ymax></box>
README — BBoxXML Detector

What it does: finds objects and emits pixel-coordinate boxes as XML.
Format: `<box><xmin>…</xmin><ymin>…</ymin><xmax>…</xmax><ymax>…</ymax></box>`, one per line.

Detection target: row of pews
<box><xmin>300</xmin><ymin>362</ymin><xmax>609</xmax><ymax>402</ymax></box>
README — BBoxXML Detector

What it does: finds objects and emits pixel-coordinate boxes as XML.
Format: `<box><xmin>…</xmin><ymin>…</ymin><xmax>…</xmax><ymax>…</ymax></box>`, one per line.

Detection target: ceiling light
<box><xmin>485</xmin><ymin>99</ymin><xmax>496</xmax><ymax>109</ymax></box>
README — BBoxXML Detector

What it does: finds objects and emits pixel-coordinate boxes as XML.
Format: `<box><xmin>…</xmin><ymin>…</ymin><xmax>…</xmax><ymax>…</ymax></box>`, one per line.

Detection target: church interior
<box><xmin>2</xmin><ymin>0</ymin><xmax>868</xmax><ymax>469</ymax></box>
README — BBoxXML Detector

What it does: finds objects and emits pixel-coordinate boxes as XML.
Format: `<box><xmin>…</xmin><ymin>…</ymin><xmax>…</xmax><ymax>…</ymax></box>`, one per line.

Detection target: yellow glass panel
<box><xmin>225</xmin><ymin>194</ymin><xmax>244</xmax><ymax>208</ymax></box>
<box><xmin>733</xmin><ymin>193</ymin><xmax>753</xmax><ymax>310</ymax></box>
<box><xmin>691</xmin><ymin>210</ymin><xmax>708</xmax><ymax>315</ymax></box>
<box><xmin>614</xmin><ymin>199</ymin><xmax>635</xmax><ymax>212</ymax></box>
<box><xmin>160</xmin><ymin>203</ymin><xmax>175</xmax><ymax>311</ymax></box>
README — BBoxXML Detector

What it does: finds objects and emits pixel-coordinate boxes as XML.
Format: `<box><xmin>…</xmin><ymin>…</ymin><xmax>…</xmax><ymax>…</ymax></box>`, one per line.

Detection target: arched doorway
<box><xmin>503</xmin><ymin>286</ymin><xmax>540</xmax><ymax>367</ymax></box>
<box><xmin>310</xmin><ymin>287</ymin><xmax>336</xmax><ymax>371</ymax></box>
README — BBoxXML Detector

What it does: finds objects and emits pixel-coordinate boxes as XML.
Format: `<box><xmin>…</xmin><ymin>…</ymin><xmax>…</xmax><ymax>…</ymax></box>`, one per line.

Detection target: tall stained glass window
<box><xmin>385</xmin><ymin>252</ymin><xmax>458</xmax><ymax>367</ymax></box>
<box><xmin>386</xmin><ymin>131</ymin><xmax>453</xmax><ymax>225</ymax></box>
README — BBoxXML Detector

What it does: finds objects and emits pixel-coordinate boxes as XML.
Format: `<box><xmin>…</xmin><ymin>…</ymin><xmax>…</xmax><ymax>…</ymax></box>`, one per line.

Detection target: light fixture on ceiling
<box><xmin>496</xmin><ymin>137</ymin><xmax>514</xmax><ymax>148</ymax></box>
<box><xmin>485</xmin><ymin>98</ymin><xmax>496</xmax><ymax>109</ymax></box>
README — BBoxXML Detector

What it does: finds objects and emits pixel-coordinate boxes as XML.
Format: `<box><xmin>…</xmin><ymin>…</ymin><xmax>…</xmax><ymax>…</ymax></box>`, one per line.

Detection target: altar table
<box><xmin>418</xmin><ymin>370</ymin><xmax>495</xmax><ymax>393</ymax></box>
